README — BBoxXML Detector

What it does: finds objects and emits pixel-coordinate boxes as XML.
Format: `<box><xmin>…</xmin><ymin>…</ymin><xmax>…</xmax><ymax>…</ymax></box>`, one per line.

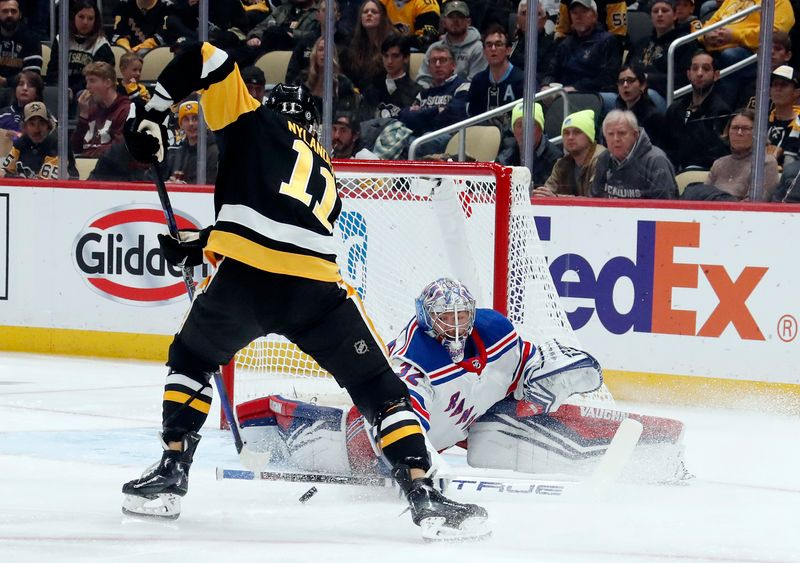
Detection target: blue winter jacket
<box><xmin>398</xmin><ymin>73</ymin><xmax>470</xmax><ymax>135</ymax></box>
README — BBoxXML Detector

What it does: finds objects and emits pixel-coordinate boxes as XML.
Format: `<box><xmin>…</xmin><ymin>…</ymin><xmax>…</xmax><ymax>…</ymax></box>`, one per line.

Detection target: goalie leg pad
<box><xmin>467</xmin><ymin>400</ymin><xmax>688</xmax><ymax>483</ymax></box>
<box><xmin>237</xmin><ymin>395</ymin><xmax>352</xmax><ymax>474</ymax></box>
<box><xmin>345</xmin><ymin>406</ymin><xmax>380</xmax><ymax>474</ymax></box>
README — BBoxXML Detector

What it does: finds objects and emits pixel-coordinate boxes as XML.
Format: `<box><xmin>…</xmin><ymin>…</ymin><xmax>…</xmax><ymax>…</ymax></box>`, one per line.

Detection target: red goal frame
<box><xmin>220</xmin><ymin>159</ymin><xmax>518</xmax><ymax>427</ymax></box>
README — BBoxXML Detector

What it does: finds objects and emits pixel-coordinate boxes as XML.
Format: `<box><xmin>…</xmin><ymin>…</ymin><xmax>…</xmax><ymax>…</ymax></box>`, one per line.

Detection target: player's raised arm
<box><xmin>123</xmin><ymin>42</ymin><xmax>261</xmax><ymax>166</ymax></box>
<box><xmin>144</xmin><ymin>42</ymin><xmax>261</xmax><ymax>132</ymax></box>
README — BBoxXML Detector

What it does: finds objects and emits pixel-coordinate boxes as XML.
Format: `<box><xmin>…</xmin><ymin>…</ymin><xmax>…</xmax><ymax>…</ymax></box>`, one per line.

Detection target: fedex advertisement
<box><xmin>535</xmin><ymin>203</ymin><xmax>798</xmax><ymax>384</ymax></box>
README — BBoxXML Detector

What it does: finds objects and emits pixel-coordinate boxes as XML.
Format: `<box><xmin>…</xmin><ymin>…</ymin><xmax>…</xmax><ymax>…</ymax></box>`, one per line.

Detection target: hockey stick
<box><xmin>216</xmin><ymin>468</ymin><xmax>397</xmax><ymax>488</ymax></box>
<box><xmin>582</xmin><ymin>417</ymin><xmax>643</xmax><ymax>497</ymax></box>
<box><xmin>216</xmin><ymin>467</ymin><xmax>576</xmax><ymax>497</ymax></box>
<box><xmin>151</xmin><ymin>166</ymin><xmax>196</xmax><ymax>299</ymax></box>
<box><xmin>151</xmin><ymin>165</ymin><xmax>268</xmax><ymax>472</ymax></box>
<box><xmin>215</xmin><ymin>417</ymin><xmax>644</xmax><ymax>496</ymax></box>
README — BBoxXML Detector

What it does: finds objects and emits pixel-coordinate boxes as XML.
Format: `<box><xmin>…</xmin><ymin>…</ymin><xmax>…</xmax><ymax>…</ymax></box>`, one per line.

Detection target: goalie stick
<box><xmin>216</xmin><ymin>467</ymin><xmax>574</xmax><ymax>497</ymax></box>
<box><xmin>215</xmin><ymin>415</ymin><xmax>645</xmax><ymax>496</ymax></box>
<box><xmin>215</xmin><ymin>468</ymin><xmax>570</xmax><ymax>496</ymax></box>
<box><xmin>151</xmin><ymin>166</ymin><xmax>267</xmax><ymax>472</ymax></box>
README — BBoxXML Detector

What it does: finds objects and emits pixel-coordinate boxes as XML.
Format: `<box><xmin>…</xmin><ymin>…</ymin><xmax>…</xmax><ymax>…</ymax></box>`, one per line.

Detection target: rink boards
<box><xmin>0</xmin><ymin>178</ymin><xmax>797</xmax><ymax>411</ymax></box>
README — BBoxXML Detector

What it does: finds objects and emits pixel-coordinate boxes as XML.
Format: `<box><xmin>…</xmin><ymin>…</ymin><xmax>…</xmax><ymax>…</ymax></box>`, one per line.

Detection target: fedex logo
<box><xmin>539</xmin><ymin>218</ymin><xmax>768</xmax><ymax>340</ymax></box>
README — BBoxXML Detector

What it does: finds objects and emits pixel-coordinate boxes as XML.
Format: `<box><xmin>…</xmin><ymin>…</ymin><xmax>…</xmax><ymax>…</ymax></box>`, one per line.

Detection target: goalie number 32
<box><xmin>279</xmin><ymin>139</ymin><xmax>338</xmax><ymax>233</ymax></box>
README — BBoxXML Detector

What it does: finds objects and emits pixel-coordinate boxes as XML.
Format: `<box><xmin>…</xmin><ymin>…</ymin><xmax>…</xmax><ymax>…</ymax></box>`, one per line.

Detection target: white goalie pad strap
<box><xmin>516</xmin><ymin>339</ymin><xmax>602</xmax><ymax>413</ymax></box>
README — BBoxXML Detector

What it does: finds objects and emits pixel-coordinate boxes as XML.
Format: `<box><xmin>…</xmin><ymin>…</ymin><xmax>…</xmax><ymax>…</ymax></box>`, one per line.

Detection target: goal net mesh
<box><xmin>225</xmin><ymin>162</ymin><xmax>611</xmax><ymax>414</ymax></box>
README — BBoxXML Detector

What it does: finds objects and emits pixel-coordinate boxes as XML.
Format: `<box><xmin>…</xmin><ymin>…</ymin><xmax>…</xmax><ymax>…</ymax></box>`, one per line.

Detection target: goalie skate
<box><xmin>122</xmin><ymin>492</ymin><xmax>181</xmax><ymax>520</ymax></box>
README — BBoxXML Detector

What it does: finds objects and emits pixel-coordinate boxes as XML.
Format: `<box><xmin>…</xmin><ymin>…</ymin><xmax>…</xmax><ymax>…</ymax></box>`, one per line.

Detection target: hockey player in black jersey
<box><xmin>120</xmin><ymin>41</ymin><xmax>488</xmax><ymax>541</ymax></box>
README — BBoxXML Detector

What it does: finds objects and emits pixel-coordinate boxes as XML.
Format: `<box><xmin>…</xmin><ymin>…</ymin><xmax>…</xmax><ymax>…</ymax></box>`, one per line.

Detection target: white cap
<box><xmin>772</xmin><ymin>65</ymin><xmax>798</xmax><ymax>85</ymax></box>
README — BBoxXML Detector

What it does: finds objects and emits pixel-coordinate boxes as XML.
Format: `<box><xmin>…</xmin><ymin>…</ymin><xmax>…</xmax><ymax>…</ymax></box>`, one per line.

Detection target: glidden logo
<box><xmin>540</xmin><ymin>218</ymin><xmax>768</xmax><ymax>340</ymax></box>
<box><xmin>73</xmin><ymin>204</ymin><xmax>208</xmax><ymax>305</ymax></box>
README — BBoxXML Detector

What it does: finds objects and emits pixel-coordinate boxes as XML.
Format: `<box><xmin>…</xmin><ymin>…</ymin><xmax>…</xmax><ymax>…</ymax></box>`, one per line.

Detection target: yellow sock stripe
<box><xmin>379</xmin><ymin>424</ymin><xmax>423</xmax><ymax>449</ymax></box>
<box><xmin>163</xmin><ymin>390</ymin><xmax>211</xmax><ymax>414</ymax></box>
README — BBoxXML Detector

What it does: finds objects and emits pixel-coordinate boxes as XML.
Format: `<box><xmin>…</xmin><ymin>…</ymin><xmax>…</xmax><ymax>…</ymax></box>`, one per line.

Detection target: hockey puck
<box><xmin>299</xmin><ymin>486</ymin><xmax>318</xmax><ymax>503</ymax></box>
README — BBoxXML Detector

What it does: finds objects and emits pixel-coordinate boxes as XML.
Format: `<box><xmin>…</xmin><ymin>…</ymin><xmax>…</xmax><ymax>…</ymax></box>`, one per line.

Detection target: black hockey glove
<box><xmin>157</xmin><ymin>227</ymin><xmax>212</xmax><ymax>268</ymax></box>
<box><xmin>124</xmin><ymin>98</ymin><xmax>169</xmax><ymax>164</ymax></box>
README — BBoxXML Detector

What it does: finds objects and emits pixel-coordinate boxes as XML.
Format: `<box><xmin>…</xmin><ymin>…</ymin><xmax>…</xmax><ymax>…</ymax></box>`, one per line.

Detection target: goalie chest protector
<box><xmin>390</xmin><ymin>309</ymin><xmax>529</xmax><ymax>450</ymax></box>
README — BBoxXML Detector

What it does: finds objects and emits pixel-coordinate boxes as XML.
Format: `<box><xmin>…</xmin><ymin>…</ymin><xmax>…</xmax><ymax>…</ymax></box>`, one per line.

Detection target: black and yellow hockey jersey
<box><xmin>112</xmin><ymin>0</ymin><xmax>172</xmax><ymax>52</ymax></box>
<box><xmin>2</xmin><ymin>134</ymin><xmax>60</xmax><ymax>179</ymax></box>
<box><xmin>380</xmin><ymin>0</ymin><xmax>440</xmax><ymax>50</ymax></box>
<box><xmin>146</xmin><ymin>42</ymin><xmax>342</xmax><ymax>283</ymax></box>
<box><xmin>556</xmin><ymin>0</ymin><xmax>627</xmax><ymax>39</ymax></box>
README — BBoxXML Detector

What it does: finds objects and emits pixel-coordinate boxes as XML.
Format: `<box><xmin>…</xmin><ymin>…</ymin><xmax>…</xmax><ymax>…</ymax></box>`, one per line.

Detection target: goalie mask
<box><xmin>415</xmin><ymin>278</ymin><xmax>476</xmax><ymax>362</ymax></box>
<box><xmin>265</xmin><ymin>83</ymin><xmax>320</xmax><ymax>136</ymax></box>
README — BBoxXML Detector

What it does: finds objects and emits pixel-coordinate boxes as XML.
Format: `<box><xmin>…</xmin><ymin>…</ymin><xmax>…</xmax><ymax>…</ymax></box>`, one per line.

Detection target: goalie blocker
<box><xmin>236</xmin><ymin>394</ymin><xmax>688</xmax><ymax>484</ymax></box>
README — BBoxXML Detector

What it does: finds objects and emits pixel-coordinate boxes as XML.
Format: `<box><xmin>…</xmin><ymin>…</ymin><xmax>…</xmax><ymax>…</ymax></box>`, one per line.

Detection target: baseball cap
<box><xmin>442</xmin><ymin>0</ymin><xmax>470</xmax><ymax>17</ymax></box>
<box><xmin>772</xmin><ymin>65</ymin><xmax>798</xmax><ymax>85</ymax></box>
<box><xmin>178</xmin><ymin>100</ymin><xmax>199</xmax><ymax>123</ymax></box>
<box><xmin>241</xmin><ymin>66</ymin><xmax>266</xmax><ymax>86</ymax></box>
<box><xmin>23</xmin><ymin>101</ymin><xmax>50</xmax><ymax>123</ymax></box>
<box><xmin>569</xmin><ymin>0</ymin><xmax>598</xmax><ymax>11</ymax></box>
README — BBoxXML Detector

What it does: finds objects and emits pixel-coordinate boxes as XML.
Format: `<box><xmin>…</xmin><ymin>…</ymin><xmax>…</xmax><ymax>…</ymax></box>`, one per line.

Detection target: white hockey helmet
<box><xmin>415</xmin><ymin>278</ymin><xmax>476</xmax><ymax>362</ymax></box>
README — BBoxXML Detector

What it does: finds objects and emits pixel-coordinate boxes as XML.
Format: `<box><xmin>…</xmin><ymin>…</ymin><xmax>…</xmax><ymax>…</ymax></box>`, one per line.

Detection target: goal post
<box><xmin>220</xmin><ymin>160</ymin><xmax>607</xmax><ymax>427</ymax></box>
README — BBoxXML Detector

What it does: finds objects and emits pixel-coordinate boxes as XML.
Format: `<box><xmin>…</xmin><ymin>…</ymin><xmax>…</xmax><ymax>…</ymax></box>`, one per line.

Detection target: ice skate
<box><xmin>394</xmin><ymin>465</ymin><xmax>490</xmax><ymax>541</ymax></box>
<box><xmin>121</xmin><ymin>432</ymin><xmax>200</xmax><ymax>520</ymax></box>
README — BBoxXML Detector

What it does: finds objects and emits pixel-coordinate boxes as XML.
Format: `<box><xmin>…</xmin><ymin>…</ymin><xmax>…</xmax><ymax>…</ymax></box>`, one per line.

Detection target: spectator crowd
<box><xmin>0</xmin><ymin>0</ymin><xmax>798</xmax><ymax>202</ymax></box>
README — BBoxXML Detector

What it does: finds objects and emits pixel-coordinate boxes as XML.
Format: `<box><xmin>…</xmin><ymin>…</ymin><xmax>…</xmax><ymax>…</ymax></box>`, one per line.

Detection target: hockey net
<box><xmin>221</xmin><ymin>161</ymin><xmax>612</xmax><ymax>426</ymax></box>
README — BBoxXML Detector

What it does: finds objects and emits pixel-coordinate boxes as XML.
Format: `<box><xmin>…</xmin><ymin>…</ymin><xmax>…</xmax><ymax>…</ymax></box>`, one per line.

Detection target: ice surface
<box><xmin>1</xmin><ymin>353</ymin><xmax>798</xmax><ymax>562</ymax></box>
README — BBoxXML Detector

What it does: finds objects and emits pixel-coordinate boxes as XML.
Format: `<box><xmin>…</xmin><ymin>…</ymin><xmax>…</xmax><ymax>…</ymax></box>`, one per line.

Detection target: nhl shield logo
<box><xmin>354</xmin><ymin>339</ymin><xmax>369</xmax><ymax>355</ymax></box>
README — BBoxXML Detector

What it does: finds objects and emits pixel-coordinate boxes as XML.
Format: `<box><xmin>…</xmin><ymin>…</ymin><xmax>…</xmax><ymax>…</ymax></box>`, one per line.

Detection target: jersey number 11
<box><xmin>280</xmin><ymin>139</ymin><xmax>338</xmax><ymax>233</ymax></box>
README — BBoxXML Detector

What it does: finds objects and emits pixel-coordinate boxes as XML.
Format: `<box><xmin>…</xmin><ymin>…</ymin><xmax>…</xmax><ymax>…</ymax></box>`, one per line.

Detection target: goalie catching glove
<box><xmin>124</xmin><ymin>98</ymin><xmax>169</xmax><ymax>163</ymax></box>
<box><xmin>158</xmin><ymin>226</ymin><xmax>211</xmax><ymax>268</ymax></box>
<box><xmin>516</xmin><ymin>339</ymin><xmax>603</xmax><ymax>414</ymax></box>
